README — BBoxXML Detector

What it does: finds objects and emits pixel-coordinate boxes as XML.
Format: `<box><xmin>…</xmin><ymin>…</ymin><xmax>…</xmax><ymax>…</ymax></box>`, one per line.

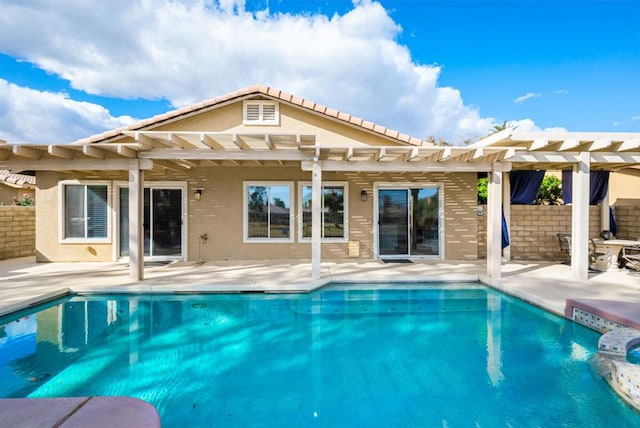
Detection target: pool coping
<box><xmin>0</xmin><ymin>396</ymin><xmax>160</xmax><ymax>427</ymax></box>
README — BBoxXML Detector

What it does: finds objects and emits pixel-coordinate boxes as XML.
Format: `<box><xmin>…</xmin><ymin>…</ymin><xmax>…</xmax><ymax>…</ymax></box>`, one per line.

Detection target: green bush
<box><xmin>477</xmin><ymin>175</ymin><xmax>562</xmax><ymax>205</ymax></box>
<box><xmin>534</xmin><ymin>176</ymin><xmax>562</xmax><ymax>205</ymax></box>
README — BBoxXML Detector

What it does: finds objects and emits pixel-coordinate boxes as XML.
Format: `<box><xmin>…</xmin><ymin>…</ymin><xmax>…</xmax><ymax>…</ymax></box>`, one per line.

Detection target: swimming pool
<box><xmin>1</xmin><ymin>283</ymin><xmax>639</xmax><ymax>427</ymax></box>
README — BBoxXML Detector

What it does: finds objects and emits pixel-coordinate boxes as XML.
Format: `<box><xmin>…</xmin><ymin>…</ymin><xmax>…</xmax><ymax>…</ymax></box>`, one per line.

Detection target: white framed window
<box><xmin>243</xmin><ymin>100</ymin><xmax>279</xmax><ymax>125</ymax></box>
<box><xmin>298</xmin><ymin>181</ymin><xmax>348</xmax><ymax>243</ymax></box>
<box><xmin>59</xmin><ymin>180</ymin><xmax>111</xmax><ymax>243</ymax></box>
<box><xmin>244</xmin><ymin>182</ymin><xmax>294</xmax><ymax>243</ymax></box>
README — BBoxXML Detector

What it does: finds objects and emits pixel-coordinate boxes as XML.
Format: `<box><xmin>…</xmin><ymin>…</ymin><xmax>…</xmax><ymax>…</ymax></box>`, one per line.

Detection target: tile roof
<box><xmin>76</xmin><ymin>85</ymin><xmax>426</xmax><ymax>147</ymax></box>
<box><xmin>0</xmin><ymin>170</ymin><xmax>36</xmax><ymax>188</ymax></box>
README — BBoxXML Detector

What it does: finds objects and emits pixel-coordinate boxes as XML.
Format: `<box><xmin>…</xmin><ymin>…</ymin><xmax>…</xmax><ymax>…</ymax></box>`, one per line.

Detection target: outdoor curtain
<box><xmin>561</xmin><ymin>170</ymin><xmax>616</xmax><ymax>234</ymax></box>
<box><xmin>510</xmin><ymin>170</ymin><xmax>546</xmax><ymax>205</ymax></box>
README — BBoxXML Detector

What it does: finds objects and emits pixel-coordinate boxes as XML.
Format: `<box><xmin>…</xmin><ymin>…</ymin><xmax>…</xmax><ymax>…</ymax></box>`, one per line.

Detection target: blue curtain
<box><xmin>610</xmin><ymin>207</ymin><xmax>617</xmax><ymax>235</ymax></box>
<box><xmin>562</xmin><ymin>170</ymin><xmax>616</xmax><ymax>235</ymax></box>
<box><xmin>501</xmin><ymin>213</ymin><xmax>509</xmax><ymax>249</ymax></box>
<box><xmin>562</xmin><ymin>170</ymin><xmax>610</xmax><ymax>205</ymax></box>
<box><xmin>510</xmin><ymin>170</ymin><xmax>546</xmax><ymax>204</ymax></box>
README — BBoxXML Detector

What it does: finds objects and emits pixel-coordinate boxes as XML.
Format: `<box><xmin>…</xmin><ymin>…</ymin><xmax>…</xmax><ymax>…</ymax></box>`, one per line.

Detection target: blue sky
<box><xmin>0</xmin><ymin>0</ymin><xmax>638</xmax><ymax>144</ymax></box>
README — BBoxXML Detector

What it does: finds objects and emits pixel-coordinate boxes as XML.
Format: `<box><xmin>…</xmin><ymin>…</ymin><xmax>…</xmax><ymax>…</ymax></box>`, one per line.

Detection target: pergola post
<box><xmin>487</xmin><ymin>163</ymin><xmax>503</xmax><ymax>279</ymax></box>
<box><xmin>571</xmin><ymin>152</ymin><xmax>590</xmax><ymax>281</ymax></box>
<box><xmin>311</xmin><ymin>161</ymin><xmax>322</xmax><ymax>280</ymax></box>
<box><xmin>129</xmin><ymin>161</ymin><xmax>144</xmax><ymax>281</ymax></box>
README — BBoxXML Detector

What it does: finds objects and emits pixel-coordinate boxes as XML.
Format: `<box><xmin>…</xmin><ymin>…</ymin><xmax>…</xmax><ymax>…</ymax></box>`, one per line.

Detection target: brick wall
<box><xmin>614</xmin><ymin>205</ymin><xmax>640</xmax><ymax>240</ymax></box>
<box><xmin>478</xmin><ymin>205</ymin><xmax>606</xmax><ymax>261</ymax></box>
<box><xmin>0</xmin><ymin>206</ymin><xmax>35</xmax><ymax>260</ymax></box>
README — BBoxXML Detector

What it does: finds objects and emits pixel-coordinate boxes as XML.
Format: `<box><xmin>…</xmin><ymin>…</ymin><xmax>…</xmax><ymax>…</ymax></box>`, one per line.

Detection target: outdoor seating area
<box><xmin>555</xmin><ymin>233</ymin><xmax>640</xmax><ymax>273</ymax></box>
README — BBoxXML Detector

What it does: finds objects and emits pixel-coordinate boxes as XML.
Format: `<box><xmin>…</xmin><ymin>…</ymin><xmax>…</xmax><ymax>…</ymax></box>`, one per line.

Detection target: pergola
<box><xmin>1</xmin><ymin>128</ymin><xmax>639</xmax><ymax>282</ymax></box>
<box><xmin>472</xmin><ymin>130</ymin><xmax>640</xmax><ymax>281</ymax></box>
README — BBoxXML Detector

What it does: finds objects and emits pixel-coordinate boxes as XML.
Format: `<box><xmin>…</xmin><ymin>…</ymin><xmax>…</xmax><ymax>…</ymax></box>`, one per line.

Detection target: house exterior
<box><xmin>1</xmin><ymin>85</ymin><xmax>639</xmax><ymax>281</ymax></box>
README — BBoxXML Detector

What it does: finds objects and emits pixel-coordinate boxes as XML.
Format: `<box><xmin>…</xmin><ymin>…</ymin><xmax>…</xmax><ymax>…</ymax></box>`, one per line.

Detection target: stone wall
<box><xmin>478</xmin><ymin>204</ymin><xmax>605</xmax><ymax>261</ymax></box>
<box><xmin>0</xmin><ymin>206</ymin><xmax>35</xmax><ymax>260</ymax></box>
<box><xmin>614</xmin><ymin>205</ymin><xmax>640</xmax><ymax>240</ymax></box>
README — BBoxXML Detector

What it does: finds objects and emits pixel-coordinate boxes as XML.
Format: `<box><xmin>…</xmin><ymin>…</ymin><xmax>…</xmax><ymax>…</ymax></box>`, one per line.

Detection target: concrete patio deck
<box><xmin>1</xmin><ymin>256</ymin><xmax>638</xmax><ymax>319</ymax></box>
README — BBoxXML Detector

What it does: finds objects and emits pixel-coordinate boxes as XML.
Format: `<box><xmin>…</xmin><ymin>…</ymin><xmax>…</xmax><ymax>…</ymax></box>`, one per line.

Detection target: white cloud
<box><xmin>632</xmin><ymin>115</ymin><xmax>640</xmax><ymax>121</ymax></box>
<box><xmin>513</xmin><ymin>92</ymin><xmax>541</xmax><ymax>104</ymax></box>
<box><xmin>0</xmin><ymin>0</ymin><xmax>543</xmax><ymax>143</ymax></box>
<box><xmin>552</xmin><ymin>89</ymin><xmax>569</xmax><ymax>95</ymax></box>
<box><xmin>0</xmin><ymin>80</ymin><xmax>136</xmax><ymax>144</ymax></box>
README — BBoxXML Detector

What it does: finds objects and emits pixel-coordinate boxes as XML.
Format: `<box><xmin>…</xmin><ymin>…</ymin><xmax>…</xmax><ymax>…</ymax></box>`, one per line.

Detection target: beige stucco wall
<box><xmin>609</xmin><ymin>168</ymin><xmax>640</xmax><ymax>205</ymax></box>
<box><xmin>150</xmin><ymin>101</ymin><xmax>404</xmax><ymax>148</ymax></box>
<box><xmin>35</xmin><ymin>167</ymin><xmax>478</xmax><ymax>262</ymax></box>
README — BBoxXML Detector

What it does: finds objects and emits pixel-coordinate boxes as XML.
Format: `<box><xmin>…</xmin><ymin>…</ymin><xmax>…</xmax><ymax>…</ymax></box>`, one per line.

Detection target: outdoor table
<box><xmin>593</xmin><ymin>239</ymin><xmax>640</xmax><ymax>265</ymax></box>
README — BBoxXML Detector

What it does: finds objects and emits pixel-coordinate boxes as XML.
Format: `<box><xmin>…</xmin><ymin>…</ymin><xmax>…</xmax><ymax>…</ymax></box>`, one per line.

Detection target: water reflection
<box><xmin>1</xmin><ymin>287</ymin><xmax>637</xmax><ymax>427</ymax></box>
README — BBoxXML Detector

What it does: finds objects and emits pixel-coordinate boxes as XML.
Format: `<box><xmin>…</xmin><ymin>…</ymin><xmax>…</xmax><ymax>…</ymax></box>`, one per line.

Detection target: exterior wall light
<box><xmin>360</xmin><ymin>190</ymin><xmax>367</xmax><ymax>202</ymax></box>
<box><xmin>194</xmin><ymin>189</ymin><xmax>203</xmax><ymax>201</ymax></box>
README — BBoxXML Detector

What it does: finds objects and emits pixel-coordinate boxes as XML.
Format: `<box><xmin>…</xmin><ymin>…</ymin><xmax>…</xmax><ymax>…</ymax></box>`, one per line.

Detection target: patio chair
<box><xmin>589</xmin><ymin>239</ymin><xmax>612</xmax><ymax>272</ymax></box>
<box><xmin>621</xmin><ymin>245</ymin><xmax>640</xmax><ymax>272</ymax></box>
<box><xmin>557</xmin><ymin>233</ymin><xmax>571</xmax><ymax>263</ymax></box>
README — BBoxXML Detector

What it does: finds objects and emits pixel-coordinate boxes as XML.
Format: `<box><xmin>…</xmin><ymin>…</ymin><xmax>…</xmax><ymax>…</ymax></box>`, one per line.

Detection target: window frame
<box><xmin>243</xmin><ymin>181</ymin><xmax>294</xmax><ymax>243</ymax></box>
<box><xmin>243</xmin><ymin>100</ymin><xmax>280</xmax><ymax>125</ymax></box>
<box><xmin>298</xmin><ymin>181</ymin><xmax>349</xmax><ymax>243</ymax></box>
<box><xmin>58</xmin><ymin>180</ymin><xmax>112</xmax><ymax>244</ymax></box>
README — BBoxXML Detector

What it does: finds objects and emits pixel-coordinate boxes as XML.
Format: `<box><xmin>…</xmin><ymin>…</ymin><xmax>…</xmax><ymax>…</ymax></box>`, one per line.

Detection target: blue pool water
<box><xmin>1</xmin><ymin>283</ymin><xmax>639</xmax><ymax>427</ymax></box>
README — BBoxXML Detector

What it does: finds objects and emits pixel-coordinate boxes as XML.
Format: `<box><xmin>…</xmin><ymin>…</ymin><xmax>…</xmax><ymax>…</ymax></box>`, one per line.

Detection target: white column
<box><xmin>502</xmin><ymin>170</ymin><xmax>511</xmax><ymax>262</ymax></box>
<box><xmin>601</xmin><ymin>187</ymin><xmax>610</xmax><ymax>234</ymax></box>
<box><xmin>487</xmin><ymin>164</ymin><xmax>503</xmax><ymax>279</ymax></box>
<box><xmin>311</xmin><ymin>161</ymin><xmax>322</xmax><ymax>280</ymax></box>
<box><xmin>129</xmin><ymin>161</ymin><xmax>144</xmax><ymax>281</ymax></box>
<box><xmin>571</xmin><ymin>152</ymin><xmax>590</xmax><ymax>281</ymax></box>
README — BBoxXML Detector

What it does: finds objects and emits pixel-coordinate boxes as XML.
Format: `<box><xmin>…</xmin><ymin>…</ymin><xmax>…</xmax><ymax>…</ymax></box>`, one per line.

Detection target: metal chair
<box><xmin>557</xmin><ymin>233</ymin><xmax>571</xmax><ymax>263</ymax></box>
<box><xmin>621</xmin><ymin>245</ymin><xmax>640</xmax><ymax>272</ymax></box>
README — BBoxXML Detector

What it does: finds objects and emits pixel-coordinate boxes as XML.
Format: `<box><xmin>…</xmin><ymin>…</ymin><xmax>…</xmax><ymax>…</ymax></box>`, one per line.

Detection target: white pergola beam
<box><xmin>558</xmin><ymin>138</ymin><xmax>579</xmax><ymax>151</ymax></box>
<box><xmin>589</xmin><ymin>138</ymin><xmax>612</xmax><ymax>151</ymax></box>
<box><xmin>528</xmin><ymin>138</ymin><xmax>548</xmax><ymax>151</ymax></box>
<box><xmin>201</xmin><ymin>133</ymin><xmax>226</xmax><ymax>149</ymax></box>
<box><xmin>303</xmin><ymin>160</ymin><xmax>494</xmax><ymax>172</ymax></box>
<box><xmin>48</xmin><ymin>145</ymin><xmax>75</xmax><ymax>159</ymax></box>
<box><xmin>0</xmin><ymin>159</ymin><xmax>154</xmax><ymax>171</ymax></box>
<box><xmin>617</xmin><ymin>138</ymin><xmax>640</xmax><ymax>152</ymax></box>
<box><xmin>82</xmin><ymin>145</ymin><xmax>107</xmax><ymax>159</ymax></box>
<box><xmin>12</xmin><ymin>145</ymin><xmax>42</xmax><ymax>159</ymax></box>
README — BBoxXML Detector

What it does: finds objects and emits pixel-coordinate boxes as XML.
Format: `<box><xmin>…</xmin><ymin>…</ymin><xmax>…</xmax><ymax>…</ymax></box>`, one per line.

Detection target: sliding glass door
<box><xmin>119</xmin><ymin>187</ymin><xmax>184</xmax><ymax>259</ymax></box>
<box><xmin>377</xmin><ymin>186</ymin><xmax>441</xmax><ymax>258</ymax></box>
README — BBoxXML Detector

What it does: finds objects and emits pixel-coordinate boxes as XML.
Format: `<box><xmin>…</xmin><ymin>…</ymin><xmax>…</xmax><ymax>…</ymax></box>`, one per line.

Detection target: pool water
<box><xmin>1</xmin><ymin>284</ymin><xmax>639</xmax><ymax>427</ymax></box>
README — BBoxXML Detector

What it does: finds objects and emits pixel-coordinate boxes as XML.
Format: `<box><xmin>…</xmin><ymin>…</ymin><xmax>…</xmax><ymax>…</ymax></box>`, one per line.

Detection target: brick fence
<box><xmin>0</xmin><ymin>206</ymin><xmax>36</xmax><ymax>260</ymax></box>
<box><xmin>478</xmin><ymin>204</ymin><xmax>640</xmax><ymax>261</ymax></box>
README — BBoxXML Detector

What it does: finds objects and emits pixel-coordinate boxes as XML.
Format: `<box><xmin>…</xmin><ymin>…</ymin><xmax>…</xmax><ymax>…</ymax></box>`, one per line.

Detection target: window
<box><xmin>244</xmin><ymin>182</ymin><xmax>293</xmax><ymax>242</ymax></box>
<box><xmin>299</xmin><ymin>182</ymin><xmax>348</xmax><ymax>242</ymax></box>
<box><xmin>60</xmin><ymin>182</ymin><xmax>110</xmax><ymax>242</ymax></box>
<box><xmin>243</xmin><ymin>101</ymin><xmax>279</xmax><ymax>125</ymax></box>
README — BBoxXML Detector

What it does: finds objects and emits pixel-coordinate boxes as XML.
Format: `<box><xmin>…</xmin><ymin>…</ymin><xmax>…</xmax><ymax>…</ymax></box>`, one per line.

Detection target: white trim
<box><xmin>58</xmin><ymin>180</ymin><xmax>112</xmax><ymax>244</ymax></box>
<box><xmin>243</xmin><ymin>100</ymin><xmax>280</xmax><ymax>126</ymax></box>
<box><xmin>373</xmin><ymin>182</ymin><xmax>444</xmax><ymax>260</ymax></box>
<box><xmin>113</xmin><ymin>181</ymin><xmax>188</xmax><ymax>262</ymax></box>
<box><xmin>243</xmin><ymin>181</ymin><xmax>294</xmax><ymax>243</ymax></box>
<box><xmin>297</xmin><ymin>181</ymin><xmax>349</xmax><ymax>243</ymax></box>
